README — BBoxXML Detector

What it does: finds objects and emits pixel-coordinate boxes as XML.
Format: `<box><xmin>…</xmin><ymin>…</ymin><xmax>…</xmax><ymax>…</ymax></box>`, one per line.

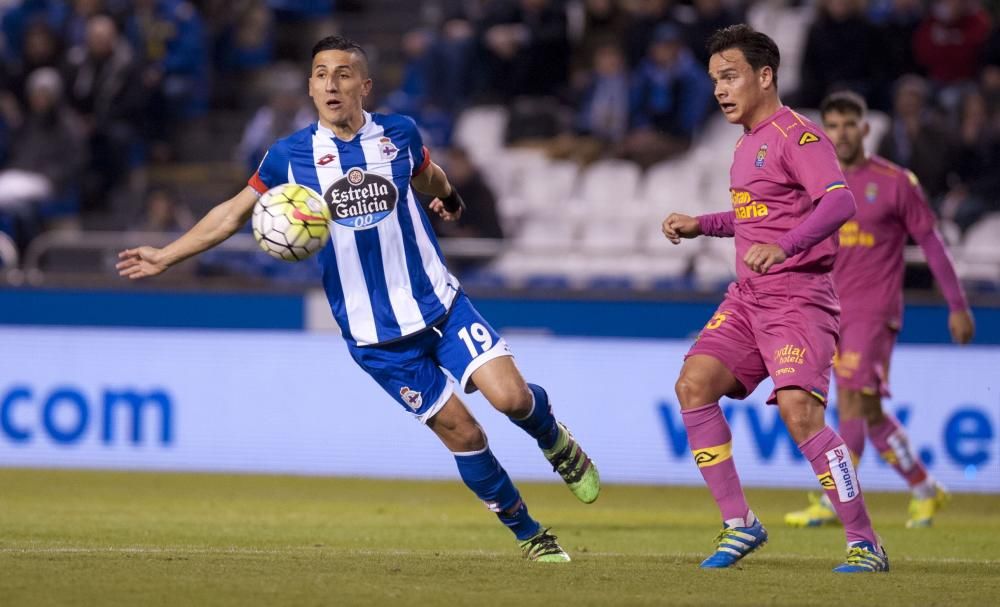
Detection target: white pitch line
<box><xmin>1</xmin><ymin>546</ymin><xmax>998</xmax><ymax>566</ymax></box>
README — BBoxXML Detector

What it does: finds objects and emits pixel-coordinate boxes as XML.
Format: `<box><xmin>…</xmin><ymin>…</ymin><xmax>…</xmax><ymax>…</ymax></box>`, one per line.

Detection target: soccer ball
<box><xmin>252</xmin><ymin>184</ymin><xmax>330</xmax><ymax>261</ymax></box>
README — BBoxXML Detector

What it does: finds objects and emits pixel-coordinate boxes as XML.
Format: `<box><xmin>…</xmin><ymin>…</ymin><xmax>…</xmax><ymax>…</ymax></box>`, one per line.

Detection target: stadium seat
<box><xmin>956</xmin><ymin>212</ymin><xmax>1000</xmax><ymax>285</ymax></box>
<box><xmin>573</xmin><ymin>158</ymin><xmax>642</xmax><ymax>218</ymax></box>
<box><xmin>452</xmin><ymin>105</ymin><xmax>509</xmax><ymax>168</ymax></box>
<box><xmin>639</xmin><ymin>158</ymin><xmax>704</xmax><ymax>218</ymax></box>
<box><xmin>864</xmin><ymin>110</ymin><xmax>890</xmax><ymax>155</ymax></box>
<box><xmin>520</xmin><ymin>159</ymin><xmax>580</xmax><ymax>215</ymax></box>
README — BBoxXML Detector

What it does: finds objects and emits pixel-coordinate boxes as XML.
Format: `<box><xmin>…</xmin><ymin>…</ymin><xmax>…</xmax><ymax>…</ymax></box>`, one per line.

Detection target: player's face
<box><xmin>309</xmin><ymin>49</ymin><xmax>372</xmax><ymax>129</ymax></box>
<box><xmin>822</xmin><ymin>109</ymin><xmax>868</xmax><ymax>165</ymax></box>
<box><xmin>708</xmin><ymin>49</ymin><xmax>769</xmax><ymax>127</ymax></box>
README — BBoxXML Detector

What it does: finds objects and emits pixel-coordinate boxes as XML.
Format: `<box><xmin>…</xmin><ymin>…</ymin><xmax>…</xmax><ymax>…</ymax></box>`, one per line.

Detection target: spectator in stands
<box><xmin>63</xmin><ymin>0</ymin><xmax>106</xmax><ymax>49</ymax></box>
<box><xmin>679</xmin><ymin>0</ymin><xmax>742</xmax><ymax>67</ymax></box>
<box><xmin>913</xmin><ymin>0</ymin><xmax>992</xmax><ymax>89</ymax></box>
<box><xmin>877</xmin><ymin>75</ymin><xmax>958</xmax><ymax>201</ymax></box>
<box><xmin>0</xmin><ymin>67</ymin><xmax>85</xmax><ymax>245</ymax></box>
<box><xmin>476</xmin><ymin>0</ymin><xmax>571</xmax><ymax>100</ymax></box>
<box><xmin>3</xmin><ymin>20</ymin><xmax>64</xmax><ymax>108</ymax></box>
<box><xmin>621</xmin><ymin>0</ymin><xmax>674</xmax><ymax>68</ymax></box>
<box><xmin>868</xmin><ymin>0</ymin><xmax>923</xmax><ymax>110</ymax></box>
<box><xmin>797</xmin><ymin>0</ymin><xmax>880</xmax><ymax>108</ymax></box>
<box><xmin>235</xmin><ymin>64</ymin><xmax>314</xmax><ymax>173</ymax></box>
<box><xmin>0</xmin><ymin>0</ymin><xmax>68</xmax><ymax>64</ymax></box>
<box><xmin>126</xmin><ymin>0</ymin><xmax>209</xmax><ymax>158</ymax></box>
<box><xmin>621</xmin><ymin>22</ymin><xmax>713</xmax><ymax>167</ymax></box>
<box><xmin>571</xmin><ymin>0</ymin><xmax>629</xmax><ymax>77</ymax></box>
<box><xmin>575</xmin><ymin>42</ymin><xmax>630</xmax><ymax>145</ymax></box>
<box><xmin>983</xmin><ymin>28</ymin><xmax>1000</xmax><ymax>114</ymax></box>
<box><xmin>940</xmin><ymin>87</ymin><xmax>1000</xmax><ymax>230</ymax></box>
<box><xmin>65</xmin><ymin>14</ymin><xmax>145</xmax><ymax>215</ymax></box>
<box><xmin>213</xmin><ymin>1</ymin><xmax>274</xmax><ymax>78</ymax></box>
<box><xmin>134</xmin><ymin>186</ymin><xmax>194</xmax><ymax>233</ymax></box>
<box><xmin>429</xmin><ymin>147</ymin><xmax>503</xmax><ymax>274</ymax></box>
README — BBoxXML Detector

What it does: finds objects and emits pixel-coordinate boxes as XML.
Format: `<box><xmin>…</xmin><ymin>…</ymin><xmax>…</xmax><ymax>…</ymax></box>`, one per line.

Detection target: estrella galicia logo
<box><xmin>325</xmin><ymin>167</ymin><xmax>398</xmax><ymax>230</ymax></box>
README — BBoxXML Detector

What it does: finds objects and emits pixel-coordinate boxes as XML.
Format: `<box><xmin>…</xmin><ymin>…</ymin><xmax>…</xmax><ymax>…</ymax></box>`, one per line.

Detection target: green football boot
<box><xmin>519</xmin><ymin>527</ymin><xmax>571</xmax><ymax>562</ymax></box>
<box><xmin>542</xmin><ymin>422</ymin><xmax>600</xmax><ymax>504</ymax></box>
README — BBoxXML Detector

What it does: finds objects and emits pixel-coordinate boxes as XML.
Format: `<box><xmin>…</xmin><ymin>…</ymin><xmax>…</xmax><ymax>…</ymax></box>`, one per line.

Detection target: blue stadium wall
<box><xmin>1</xmin><ymin>288</ymin><xmax>997</xmax><ymax>492</ymax></box>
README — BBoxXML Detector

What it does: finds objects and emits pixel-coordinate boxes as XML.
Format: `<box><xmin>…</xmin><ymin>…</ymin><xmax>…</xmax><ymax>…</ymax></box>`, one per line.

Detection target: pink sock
<box><xmin>838</xmin><ymin>417</ymin><xmax>866</xmax><ymax>463</ymax></box>
<box><xmin>799</xmin><ymin>426</ymin><xmax>878</xmax><ymax>545</ymax></box>
<box><xmin>681</xmin><ymin>402</ymin><xmax>751</xmax><ymax>525</ymax></box>
<box><xmin>868</xmin><ymin>414</ymin><xmax>929</xmax><ymax>487</ymax></box>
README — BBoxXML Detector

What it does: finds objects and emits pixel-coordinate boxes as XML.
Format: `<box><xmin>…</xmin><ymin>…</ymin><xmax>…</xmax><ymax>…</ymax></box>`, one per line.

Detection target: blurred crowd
<box><xmin>0</xmin><ymin>0</ymin><xmax>998</xmax><ymax>285</ymax></box>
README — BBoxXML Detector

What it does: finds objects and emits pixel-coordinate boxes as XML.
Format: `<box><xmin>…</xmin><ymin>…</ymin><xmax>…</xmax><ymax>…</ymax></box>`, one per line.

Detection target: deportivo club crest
<box><xmin>400</xmin><ymin>387</ymin><xmax>422</xmax><ymax>410</ymax></box>
<box><xmin>379</xmin><ymin>137</ymin><xmax>399</xmax><ymax>161</ymax></box>
<box><xmin>755</xmin><ymin>144</ymin><xmax>768</xmax><ymax>168</ymax></box>
<box><xmin>865</xmin><ymin>182</ymin><xmax>878</xmax><ymax>203</ymax></box>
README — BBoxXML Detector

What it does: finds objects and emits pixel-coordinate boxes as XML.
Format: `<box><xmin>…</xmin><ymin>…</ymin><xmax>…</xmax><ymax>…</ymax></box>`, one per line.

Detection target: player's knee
<box><xmin>489</xmin><ymin>382</ymin><xmax>533</xmax><ymax>417</ymax></box>
<box><xmin>778</xmin><ymin>393</ymin><xmax>824</xmax><ymax>442</ymax></box>
<box><xmin>675</xmin><ymin>374</ymin><xmax>712</xmax><ymax>409</ymax></box>
<box><xmin>451</xmin><ymin>421</ymin><xmax>487</xmax><ymax>452</ymax></box>
<box><xmin>863</xmin><ymin>404</ymin><xmax>886</xmax><ymax>427</ymax></box>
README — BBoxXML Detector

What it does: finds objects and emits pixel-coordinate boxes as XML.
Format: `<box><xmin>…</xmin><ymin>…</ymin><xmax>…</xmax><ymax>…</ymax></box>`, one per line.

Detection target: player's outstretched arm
<box><xmin>413</xmin><ymin>161</ymin><xmax>464</xmax><ymax>222</ymax></box>
<box><xmin>117</xmin><ymin>186</ymin><xmax>259</xmax><ymax>280</ymax></box>
<box><xmin>662</xmin><ymin>213</ymin><xmax>703</xmax><ymax>244</ymax></box>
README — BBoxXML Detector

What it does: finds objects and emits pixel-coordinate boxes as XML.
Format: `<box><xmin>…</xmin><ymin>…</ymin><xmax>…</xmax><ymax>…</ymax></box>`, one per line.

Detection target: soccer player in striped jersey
<box><xmin>661</xmin><ymin>25</ymin><xmax>887</xmax><ymax>572</ymax></box>
<box><xmin>116</xmin><ymin>35</ymin><xmax>600</xmax><ymax>562</ymax></box>
<box><xmin>784</xmin><ymin>91</ymin><xmax>974</xmax><ymax>530</ymax></box>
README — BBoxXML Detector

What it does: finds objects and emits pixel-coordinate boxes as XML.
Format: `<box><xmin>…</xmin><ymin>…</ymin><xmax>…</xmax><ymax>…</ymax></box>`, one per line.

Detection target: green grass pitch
<box><xmin>2</xmin><ymin>469</ymin><xmax>999</xmax><ymax>606</ymax></box>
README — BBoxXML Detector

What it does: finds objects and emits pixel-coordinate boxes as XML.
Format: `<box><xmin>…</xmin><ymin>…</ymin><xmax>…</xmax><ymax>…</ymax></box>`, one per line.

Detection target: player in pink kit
<box><xmin>785</xmin><ymin>91</ymin><xmax>975</xmax><ymax>530</ymax></box>
<box><xmin>661</xmin><ymin>25</ymin><xmax>888</xmax><ymax>572</ymax></box>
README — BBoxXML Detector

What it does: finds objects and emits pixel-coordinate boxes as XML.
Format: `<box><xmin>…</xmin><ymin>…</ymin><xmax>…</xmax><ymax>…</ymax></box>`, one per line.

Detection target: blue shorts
<box><xmin>347</xmin><ymin>292</ymin><xmax>511</xmax><ymax>423</ymax></box>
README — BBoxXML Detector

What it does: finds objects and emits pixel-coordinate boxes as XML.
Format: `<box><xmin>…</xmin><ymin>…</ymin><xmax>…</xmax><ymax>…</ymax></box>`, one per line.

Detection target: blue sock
<box><xmin>454</xmin><ymin>447</ymin><xmax>541</xmax><ymax>541</ymax></box>
<box><xmin>509</xmin><ymin>383</ymin><xmax>560</xmax><ymax>450</ymax></box>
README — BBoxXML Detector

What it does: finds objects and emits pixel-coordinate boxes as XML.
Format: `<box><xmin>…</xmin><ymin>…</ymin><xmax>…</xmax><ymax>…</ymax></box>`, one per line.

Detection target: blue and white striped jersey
<box><xmin>249</xmin><ymin>111</ymin><xmax>460</xmax><ymax>346</ymax></box>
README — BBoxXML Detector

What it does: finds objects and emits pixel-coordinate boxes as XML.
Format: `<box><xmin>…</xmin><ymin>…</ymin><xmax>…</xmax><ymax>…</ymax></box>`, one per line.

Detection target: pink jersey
<box><xmin>833</xmin><ymin>156</ymin><xmax>937</xmax><ymax>323</ymax></box>
<box><xmin>729</xmin><ymin>106</ymin><xmax>848</xmax><ymax>282</ymax></box>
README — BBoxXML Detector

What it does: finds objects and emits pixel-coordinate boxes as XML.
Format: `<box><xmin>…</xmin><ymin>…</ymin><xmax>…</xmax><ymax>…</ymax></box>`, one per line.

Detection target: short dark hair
<box><xmin>707</xmin><ymin>24</ymin><xmax>780</xmax><ymax>86</ymax></box>
<box><xmin>311</xmin><ymin>35</ymin><xmax>369</xmax><ymax>74</ymax></box>
<box><xmin>820</xmin><ymin>90</ymin><xmax>868</xmax><ymax>118</ymax></box>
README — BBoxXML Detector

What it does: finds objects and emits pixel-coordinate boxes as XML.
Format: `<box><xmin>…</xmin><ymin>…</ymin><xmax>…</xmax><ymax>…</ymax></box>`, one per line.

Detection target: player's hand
<box><xmin>661</xmin><ymin>213</ymin><xmax>701</xmax><ymax>244</ymax></box>
<box><xmin>116</xmin><ymin>246</ymin><xmax>169</xmax><ymax>279</ymax></box>
<box><xmin>429</xmin><ymin>197</ymin><xmax>463</xmax><ymax>222</ymax></box>
<box><xmin>948</xmin><ymin>309</ymin><xmax>975</xmax><ymax>345</ymax></box>
<box><xmin>743</xmin><ymin>243</ymin><xmax>786</xmax><ymax>274</ymax></box>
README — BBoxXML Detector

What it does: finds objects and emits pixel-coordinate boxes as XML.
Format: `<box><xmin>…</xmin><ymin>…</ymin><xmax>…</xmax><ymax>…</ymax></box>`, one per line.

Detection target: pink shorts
<box><xmin>687</xmin><ymin>272</ymin><xmax>840</xmax><ymax>405</ymax></box>
<box><xmin>834</xmin><ymin>314</ymin><xmax>899</xmax><ymax>397</ymax></box>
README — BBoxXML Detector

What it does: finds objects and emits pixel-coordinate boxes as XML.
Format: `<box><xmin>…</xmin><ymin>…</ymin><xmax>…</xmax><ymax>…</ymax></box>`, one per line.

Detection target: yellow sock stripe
<box><xmin>692</xmin><ymin>442</ymin><xmax>733</xmax><ymax>468</ymax></box>
<box><xmin>881</xmin><ymin>450</ymin><xmax>898</xmax><ymax>465</ymax></box>
<box><xmin>817</xmin><ymin>472</ymin><xmax>835</xmax><ymax>490</ymax></box>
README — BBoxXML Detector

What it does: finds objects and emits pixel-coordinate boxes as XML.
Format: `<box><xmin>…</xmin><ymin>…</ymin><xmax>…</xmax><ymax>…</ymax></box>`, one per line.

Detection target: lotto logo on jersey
<box><xmin>325</xmin><ymin>167</ymin><xmax>399</xmax><ymax>230</ymax></box>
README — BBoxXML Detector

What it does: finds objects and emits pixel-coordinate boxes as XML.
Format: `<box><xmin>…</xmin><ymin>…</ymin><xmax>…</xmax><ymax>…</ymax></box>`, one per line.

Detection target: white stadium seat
<box><xmin>452</xmin><ymin>105</ymin><xmax>509</xmax><ymax>168</ymax></box>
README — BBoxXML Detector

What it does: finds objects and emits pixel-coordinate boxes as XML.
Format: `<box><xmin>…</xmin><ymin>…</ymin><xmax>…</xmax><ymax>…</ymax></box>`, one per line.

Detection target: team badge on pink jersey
<box><xmin>755</xmin><ymin>144</ymin><xmax>768</xmax><ymax>168</ymax></box>
<box><xmin>865</xmin><ymin>182</ymin><xmax>878</xmax><ymax>203</ymax></box>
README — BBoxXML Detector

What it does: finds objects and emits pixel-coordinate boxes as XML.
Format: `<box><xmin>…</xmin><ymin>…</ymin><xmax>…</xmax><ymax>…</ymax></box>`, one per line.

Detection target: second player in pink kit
<box><xmin>785</xmin><ymin>91</ymin><xmax>975</xmax><ymax>530</ymax></box>
<box><xmin>662</xmin><ymin>25</ymin><xmax>888</xmax><ymax>572</ymax></box>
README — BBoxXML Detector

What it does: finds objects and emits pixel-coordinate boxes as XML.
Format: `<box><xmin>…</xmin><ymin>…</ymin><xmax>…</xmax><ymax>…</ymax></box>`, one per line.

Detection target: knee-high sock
<box><xmin>508</xmin><ymin>383</ymin><xmax>559</xmax><ymax>450</ymax></box>
<box><xmin>838</xmin><ymin>417</ymin><xmax>866</xmax><ymax>464</ymax></box>
<box><xmin>868</xmin><ymin>414</ymin><xmax>931</xmax><ymax>491</ymax></box>
<box><xmin>799</xmin><ymin>426</ymin><xmax>878</xmax><ymax>545</ymax></box>
<box><xmin>681</xmin><ymin>402</ymin><xmax>751</xmax><ymax>526</ymax></box>
<box><xmin>454</xmin><ymin>446</ymin><xmax>540</xmax><ymax>540</ymax></box>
